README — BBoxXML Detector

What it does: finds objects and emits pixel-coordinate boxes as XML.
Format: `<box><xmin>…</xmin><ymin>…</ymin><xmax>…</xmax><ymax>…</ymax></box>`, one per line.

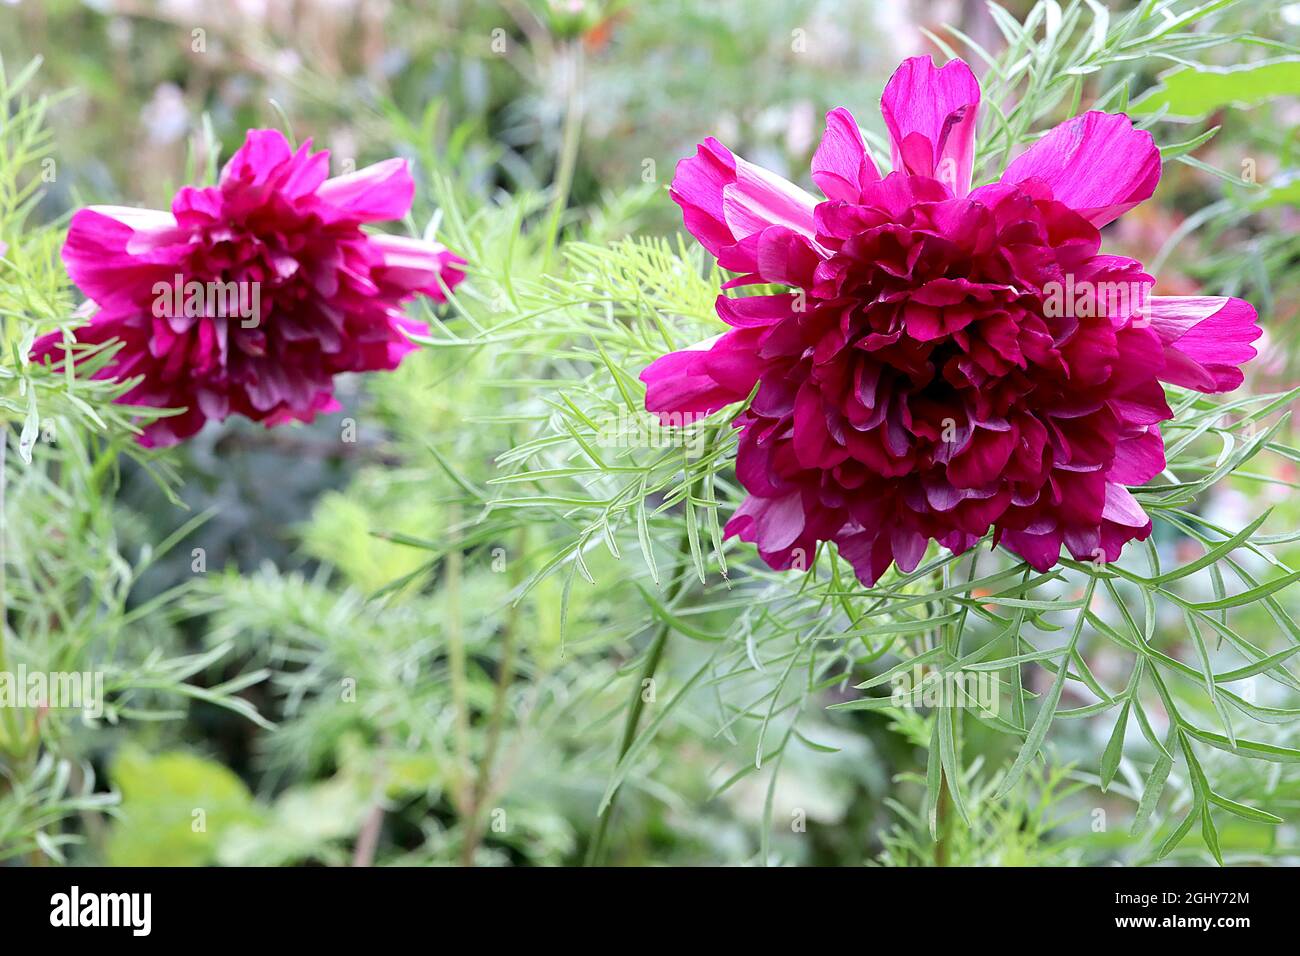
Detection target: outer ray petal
<box><xmin>1146</xmin><ymin>296</ymin><xmax>1261</xmax><ymax>392</ymax></box>
<box><xmin>669</xmin><ymin>137</ymin><xmax>818</xmax><ymax>280</ymax></box>
<box><xmin>1000</xmin><ymin>111</ymin><xmax>1160</xmax><ymax>227</ymax></box>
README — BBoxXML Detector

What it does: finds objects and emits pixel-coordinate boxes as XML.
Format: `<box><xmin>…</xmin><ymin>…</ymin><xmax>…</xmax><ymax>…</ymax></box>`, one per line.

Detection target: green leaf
<box><xmin>1159</xmin><ymin>124</ymin><xmax>1220</xmax><ymax>160</ymax></box>
<box><xmin>1155</xmin><ymin>808</ymin><xmax>1197</xmax><ymax>861</ymax></box>
<box><xmin>1177</xmin><ymin>566</ymin><xmax>1300</xmax><ymax>611</ymax></box>
<box><xmin>994</xmin><ymin>578</ymin><xmax>1095</xmax><ymax>799</ymax></box>
<box><xmin>105</xmin><ymin>748</ymin><xmax>262</xmax><ymax>867</ymax></box>
<box><xmin>1100</xmin><ymin>700</ymin><xmax>1130</xmax><ymax>792</ymax></box>
<box><xmin>1250</xmin><ymin>173</ymin><xmax>1300</xmax><ymax>210</ymax></box>
<box><xmin>1131</xmin><ymin>57</ymin><xmax>1300</xmax><ymax>120</ymax></box>
<box><xmin>1207</xmin><ymin>791</ymin><xmax>1283</xmax><ymax>825</ymax></box>
<box><xmin>635</xmin><ymin>480</ymin><xmax>659</xmax><ymax>587</ymax></box>
<box><xmin>1200</xmin><ymin>804</ymin><xmax>1223</xmax><ymax>867</ymax></box>
<box><xmin>963</xmin><ymin>645</ymin><xmax>1070</xmax><ymax>672</ymax></box>
<box><xmin>925</xmin><ymin>719</ymin><xmax>942</xmax><ymax>840</ymax></box>
<box><xmin>1180</xmin><ymin>724</ymin><xmax>1300</xmax><ymax>763</ymax></box>
<box><xmin>1144</xmin><ymin>508</ymin><xmax>1271</xmax><ymax>587</ymax></box>
<box><xmin>854</xmin><ymin>647</ymin><xmax>945</xmax><ymax>689</ymax></box>
<box><xmin>937</xmin><ymin>704</ymin><xmax>972</xmax><ymax>827</ymax></box>
<box><xmin>827</xmin><ymin>694</ymin><xmax>901</xmax><ymax>712</ymax></box>
<box><xmin>634</xmin><ymin>582</ymin><xmax>721</xmax><ymax>642</ymax></box>
<box><xmin>596</xmin><ymin>656</ymin><xmax>712</xmax><ymax>814</ymax></box>
<box><xmin>1214</xmin><ymin>643</ymin><xmax>1300</xmax><ymax>683</ymax></box>
<box><xmin>1130</xmin><ymin>751</ymin><xmax>1174</xmax><ymax>837</ymax></box>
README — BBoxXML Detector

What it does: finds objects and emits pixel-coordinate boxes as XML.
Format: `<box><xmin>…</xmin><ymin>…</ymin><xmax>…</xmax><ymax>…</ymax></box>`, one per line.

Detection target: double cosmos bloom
<box><xmin>643</xmin><ymin>56</ymin><xmax>1260</xmax><ymax>584</ymax></box>
<box><xmin>32</xmin><ymin>129</ymin><xmax>466</xmax><ymax>446</ymax></box>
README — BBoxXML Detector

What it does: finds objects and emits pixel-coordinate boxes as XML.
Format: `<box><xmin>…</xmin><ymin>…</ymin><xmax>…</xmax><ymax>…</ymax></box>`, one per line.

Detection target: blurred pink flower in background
<box><xmin>32</xmin><ymin>129</ymin><xmax>465</xmax><ymax>446</ymax></box>
<box><xmin>644</xmin><ymin>55</ymin><xmax>1260</xmax><ymax>584</ymax></box>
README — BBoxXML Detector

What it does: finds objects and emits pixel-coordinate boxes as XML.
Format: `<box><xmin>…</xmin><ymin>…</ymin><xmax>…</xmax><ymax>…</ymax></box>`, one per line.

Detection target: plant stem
<box><xmin>0</xmin><ymin>428</ymin><xmax>7</xmax><ymax>674</ymax></box>
<box><xmin>584</xmin><ymin>527</ymin><xmax>693</xmax><ymax>866</ymax></box>
<box><xmin>444</xmin><ymin>505</ymin><xmax>472</xmax><ymax>818</ymax></box>
<box><xmin>457</xmin><ymin>625</ymin><xmax>515</xmax><ymax>866</ymax></box>
<box><xmin>0</xmin><ymin>428</ymin><xmax>16</xmax><ymax>758</ymax></box>
<box><xmin>934</xmin><ymin>763</ymin><xmax>951</xmax><ymax>867</ymax></box>
<box><xmin>352</xmin><ymin>803</ymin><xmax>385</xmax><ymax>867</ymax></box>
<box><xmin>933</xmin><ymin>563</ymin><xmax>953</xmax><ymax>867</ymax></box>
<box><xmin>540</xmin><ymin>39</ymin><xmax>584</xmax><ymax>272</ymax></box>
<box><xmin>459</xmin><ymin>529</ymin><xmax>525</xmax><ymax>866</ymax></box>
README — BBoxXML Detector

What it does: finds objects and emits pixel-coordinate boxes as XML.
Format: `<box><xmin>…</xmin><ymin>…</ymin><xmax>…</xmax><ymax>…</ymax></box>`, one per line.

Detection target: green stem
<box><xmin>585</xmin><ymin>527</ymin><xmax>693</xmax><ymax>866</ymax></box>
<box><xmin>460</xmin><ymin>529</ymin><xmax>525</xmax><ymax>865</ymax></box>
<box><xmin>934</xmin><ymin>764</ymin><xmax>951</xmax><ymax>866</ymax></box>
<box><xmin>0</xmin><ymin>428</ymin><xmax>7</xmax><ymax>674</ymax></box>
<box><xmin>0</xmin><ymin>428</ymin><xmax>16</xmax><ymax>758</ymax></box>
<box><xmin>445</xmin><ymin>505</ymin><xmax>472</xmax><ymax>818</ymax></box>
<box><xmin>540</xmin><ymin>40</ymin><xmax>584</xmax><ymax>272</ymax></box>
<box><xmin>933</xmin><ymin>563</ymin><xmax>951</xmax><ymax>866</ymax></box>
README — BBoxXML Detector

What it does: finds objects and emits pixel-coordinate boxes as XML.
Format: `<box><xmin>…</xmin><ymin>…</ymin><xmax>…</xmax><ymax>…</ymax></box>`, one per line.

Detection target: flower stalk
<box><xmin>585</xmin><ymin>524</ymin><xmax>694</xmax><ymax>866</ymax></box>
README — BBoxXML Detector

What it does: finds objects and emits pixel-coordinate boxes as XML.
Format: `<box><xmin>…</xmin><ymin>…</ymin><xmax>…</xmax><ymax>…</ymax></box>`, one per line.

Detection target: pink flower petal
<box><xmin>714</xmin><ymin>292</ymin><xmax>799</xmax><ymax>328</ymax></box>
<box><xmin>811</xmin><ymin>108</ymin><xmax>881</xmax><ymax>203</ymax></box>
<box><xmin>1102</xmin><ymin>482</ymin><xmax>1149</xmax><ymax>528</ymax></box>
<box><xmin>1000</xmin><ymin>111</ymin><xmax>1160</xmax><ymax>227</ymax></box>
<box><xmin>726</xmin><ymin>492</ymin><xmax>806</xmax><ymax>553</ymax></box>
<box><xmin>1000</xmin><ymin>526</ymin><xmax>1064</xmax><ymax>572</ymax></box>
<box><xmin>278</xmin><ymin>141</ymin><xmax>332</xmax><ymax>200</ymax></box>
<box><xmin>880</xmin><ymin>56</ymin><xmax>981</xmax><ymax>196</ymax></box>
<box><xmin>1107</xmin><ymin>427</ymin><xmax>1166</xmax><ymax>485</ymax></box>
<box><xmin>1146</xmin><ymin>296</ymin><xmax>1261</xmax><ymax>392</ymax></box>
<box><xmin>723</xmin><ymin>159</ymin><xmax>818</xmax><ymax>239</ymax></box>
<box><xmin>317</xmin><ymin>158</ymin><xmax>415</xmax><ymax>224</ymax></box>
<box><xmin>61</xmin><ymin>206</ymin><xmax>187</xmax><ymax>310</ymax></box>
<box><xmin>370</xmin><ymin>234</ymin><xmax>467</xmax><ymax>301</ymax></box>
<box><xmin>670</xmin><ymin>137</ymin><xmax>817</xmax><ymax>276</ymax></box>
<box><xmin>641</xmin><ymin>331</ymin><xmax>759</xmax><ymax>420</ymax></box>
<box><xmin>219</xmin><ymin>128</ymin><xmax>294</xmax><ymax>189</ymax></box>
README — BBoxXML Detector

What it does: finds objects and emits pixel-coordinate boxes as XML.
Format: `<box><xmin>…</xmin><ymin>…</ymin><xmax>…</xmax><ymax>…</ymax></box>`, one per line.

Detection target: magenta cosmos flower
<box><xmin>642</xmin><ymin>56</ymin><xmax>1260</xmax><ymax>584</ymax></box>
<box><xmin>31</xmin><ymin>129</ymin><xmax>466</xmax><ymax>447</ymax></box>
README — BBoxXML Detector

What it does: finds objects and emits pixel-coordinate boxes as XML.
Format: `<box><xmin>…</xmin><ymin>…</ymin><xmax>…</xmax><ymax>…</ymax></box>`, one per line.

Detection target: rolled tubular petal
<box><xmin>1146</xmin><ymin>296</ymin><xmax>1261</xmax><ymax>392</ymax></box>
<box><xmin>670</xmin><ymin>137</ymin><xmax>818</xmax><ymax>279</ymax></box>
<box><xmin>811</xmin><ymin>108</ymin><xmax>881</xmax><ymax>203</ymax></box>
<box><xmin>370</xmin><ymin>234</ymin><xmax>468</xmax><ymax>300</ymax></box>
<box><xmin>880</xmin><ymin>56</ymin><xmax>980</xmax><ymax>196</ymax></box>
<box><xmin>640</xmin><ymin>331</ymin><xmax>760</xmax><ymax>420</ymax></box>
